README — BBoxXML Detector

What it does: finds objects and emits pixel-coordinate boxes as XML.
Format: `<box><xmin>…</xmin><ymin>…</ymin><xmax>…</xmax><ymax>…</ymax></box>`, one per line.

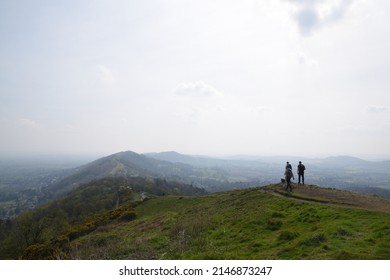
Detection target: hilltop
<box><xmin>262</xmin><ymin>183</ymin><xmax>390</xmax><ymax>213</ymax></box>
<box><xmin>1</xmin><ymin>180</ymin><xmax>389</xmax><ymax>260</ymax></box>
<box><xmin>47</xmin><ymin>151</ymin><xmax>235</xmax><ymax>197</ymax></box>
<box><xmin>45</xmin><ymin>150</ymin><xmax>275</xmax><ymax>199</ymax></box>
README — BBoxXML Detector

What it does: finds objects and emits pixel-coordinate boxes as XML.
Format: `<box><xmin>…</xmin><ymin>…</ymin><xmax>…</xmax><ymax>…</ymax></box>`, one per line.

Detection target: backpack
<box><xmin>286</xmin><ymin>168</ymin><xmax>293</xmax><ymax>178</ymax></box>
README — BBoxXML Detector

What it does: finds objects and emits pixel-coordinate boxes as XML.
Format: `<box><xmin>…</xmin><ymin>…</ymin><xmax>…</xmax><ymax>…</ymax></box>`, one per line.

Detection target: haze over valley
<box><xmin>1</xmin><ymin>150</ymin><xmax>389</xmax><ymax>220</ymax></box>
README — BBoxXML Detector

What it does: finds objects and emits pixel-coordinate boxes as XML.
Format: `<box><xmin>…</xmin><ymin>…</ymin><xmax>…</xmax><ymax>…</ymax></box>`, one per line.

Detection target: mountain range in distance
<box><xmin>46</xmin><ymin>150</ymin><xmax>390</xmax><ymax>196</ymax></box>
<box><xmin>1</xmin><ymin>150</ymin><xmax>390</xmax><ymax>220</ymax></box>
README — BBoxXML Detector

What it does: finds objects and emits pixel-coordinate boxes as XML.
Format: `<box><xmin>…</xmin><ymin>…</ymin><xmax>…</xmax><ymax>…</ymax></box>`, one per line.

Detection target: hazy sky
<box><xmin>1</xmin><ymin>0</ymin><xmax>389</xmax><ymax>159</ymax></box>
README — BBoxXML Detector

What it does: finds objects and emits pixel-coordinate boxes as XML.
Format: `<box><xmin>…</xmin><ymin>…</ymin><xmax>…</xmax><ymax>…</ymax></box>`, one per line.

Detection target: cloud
<box><xmin>298</xmin><ymin>52</ymin><xmax>319</xmax><ymax>67</ymax></box>
<box><xmin>294</xmin><ymin>7</ymin><xmax>320</xmax><ymax>36</ymax></box>
<box><xmin>250</xmin><ymin>106</ymin><xmax>274</xmax><ymax>115</ymax></box>
<box><xmin>367</xmin><ymin>106</ymin><xmax>388</xmax><ymax>114</ymax></box>
<box><xmin>170</xmin><ymin>81</ymin><xmax>224</xmax><ymax>124</ymax></box>
<box><xmin>171</xmin><ymin>106</ymin><xmax>202</xmax><ymax>122</ymax></box>
<box><xmin>324</xmin><ymin>0</ymin><xmax>354</xmax><ymax>22</ymax></box>
<box><xmin>285</xmin><ymin>0</ymin><xmax>355</xmax><ymax>36</ymax></box>
<box><xmin>173</xmin><ymin>80</ymin><xmax>223</xmax><ymax>97</ymax></box>
<box><xmin>97</xmin><ymin>64</ymin><xmax>115</xmax><ymax>86</ymax></box>
<box><xmin>18</xmin><ymin>118</ymin><xmax>42</xmax><ymax>130</ymax></box>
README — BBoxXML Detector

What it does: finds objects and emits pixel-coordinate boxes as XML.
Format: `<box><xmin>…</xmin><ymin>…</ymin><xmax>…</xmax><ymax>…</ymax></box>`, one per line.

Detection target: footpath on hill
<box><xmin>261</xmin><ymin>183</ymin><xmax>390</xmax><ymax>214</ymax></box>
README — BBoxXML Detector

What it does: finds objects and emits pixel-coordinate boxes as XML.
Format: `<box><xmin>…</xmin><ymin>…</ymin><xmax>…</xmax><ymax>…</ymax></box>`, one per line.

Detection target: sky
<box><xmin>1</xmin><ymin>0</ymin><xmax>390</xmax><ymax>159</ymax></box>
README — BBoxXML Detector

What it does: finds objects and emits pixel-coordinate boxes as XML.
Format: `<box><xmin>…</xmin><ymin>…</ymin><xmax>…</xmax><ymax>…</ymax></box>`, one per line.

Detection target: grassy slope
<box><xmin>71</xmin><ymin>184</ymin><xmax>390</xmax><ymax>260</ymax></box>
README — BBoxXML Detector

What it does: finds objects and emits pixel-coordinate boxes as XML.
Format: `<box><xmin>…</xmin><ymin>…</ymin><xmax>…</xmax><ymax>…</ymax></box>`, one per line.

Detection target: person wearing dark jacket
<box><xmin>297</xmin><ymin>161</ymin><xmax>306</xmax><ymax>184</ymax></box>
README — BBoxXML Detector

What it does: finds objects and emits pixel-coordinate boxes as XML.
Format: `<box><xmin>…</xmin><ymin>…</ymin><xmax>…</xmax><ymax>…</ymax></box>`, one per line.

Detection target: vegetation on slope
<box><xmin>0</xmin><ymin>177</ymin><xmax>205</xmax><ymax>259</ymax></box>
<box><xmin>0</xmin><ymin>181</ymin><xmax>389</xmax><ymax>260</ymax></box>
<box><xmin>98</xmin><ymin>185</ymin><xmax>389</xmax><ymax>260</ymax></box>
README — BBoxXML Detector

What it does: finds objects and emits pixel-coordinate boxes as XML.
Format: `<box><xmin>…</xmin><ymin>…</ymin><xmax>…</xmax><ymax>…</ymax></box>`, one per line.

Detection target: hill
<box><xmin>145</xmin><ymin>152</ymin><xmax>390</xmax><ymax>197</ymax></box>
<box><xmin>262</xmin><ymin>183</ymin><xmax>390</xmax><ymax>213</ymax></box>
<box><xmin>48</xmin><ymin>151</ymin><xmax>203</xmax><ymax>196</ymax></box>
<box><xmin>48</xmin><ymin>151</ymin><xmax>270</xmax><ymax>197</ymax></box>
<box><xmin>1</xmin><ymin>181</ymin><xmax>389</xmax><ymax>260</ymax></box>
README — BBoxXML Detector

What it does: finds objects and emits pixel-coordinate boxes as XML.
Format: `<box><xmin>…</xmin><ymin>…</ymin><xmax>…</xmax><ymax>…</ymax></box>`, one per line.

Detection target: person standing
<box><xmin>284</xmin><ymin>166</ymin><xmax>294</xmax><ymax>192</ymax></box>
<box><xmin>297</xmin><ymin>161</ymin><xmax>306</xmax><ymax>184</ymax></box>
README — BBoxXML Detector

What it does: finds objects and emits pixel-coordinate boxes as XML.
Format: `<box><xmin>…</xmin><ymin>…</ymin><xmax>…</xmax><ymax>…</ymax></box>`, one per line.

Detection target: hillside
<box><xmin>262</xmin><ymin>183</ymin><xmax>390</xmax><ymax>213</ymax></box>
<box><xmin>0</xmin><ymin>176</ymin><xmax>206</xmax><ymax>259</ymax></box>
<box><xmin>48</xmin><ymin>151</ymin><xmax>202</xmax><ymax>196</ymax></box>
<box><xmin>1</xmin><ymin>181</ymin><xmax>389</xmax><ymax>260</ymax></box>
<box><xmin>48</xmin><ymin>150</ymin><xmax>268</xmax><ymax>197</ymax></box>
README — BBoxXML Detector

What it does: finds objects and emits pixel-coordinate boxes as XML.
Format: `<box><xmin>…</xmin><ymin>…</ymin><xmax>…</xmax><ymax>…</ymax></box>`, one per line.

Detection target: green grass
<box><xmin>70</xmin><ymin>187</ymin><xmax>390</xmax><ymax>260</ymax></box>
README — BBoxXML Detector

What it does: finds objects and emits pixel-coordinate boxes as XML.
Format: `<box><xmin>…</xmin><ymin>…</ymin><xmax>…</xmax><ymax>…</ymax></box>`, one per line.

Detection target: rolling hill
<box><xmin>48</xmin><ymin>151</ymin><xmax>204</xmax><ymax>196</ymax></box>
<box><xmin>47</xmin><ymin>150</ymin><xmax>270</xmax><ymax>197</ymax></box>
<box><xmin>1</xmin><ymin>181</ymin><xmax>389</xmax><ymax>260</ymax></box>
<box><xmin>146</xmin><ymin>152</ymin><xmax>390</xmax><ymax>197</ymax></box>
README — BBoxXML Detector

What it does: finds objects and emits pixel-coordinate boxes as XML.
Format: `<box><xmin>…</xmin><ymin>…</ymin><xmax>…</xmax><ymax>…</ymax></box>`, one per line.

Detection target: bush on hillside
<box><xmin>266</xmin><ymin>219</ymin><xmax>282</xmax><ymax>231</ymax></box>
<box><xmin>278</xmin><ymin>230</ymin><xmax>299</xmax><ymax>241</ymax></box>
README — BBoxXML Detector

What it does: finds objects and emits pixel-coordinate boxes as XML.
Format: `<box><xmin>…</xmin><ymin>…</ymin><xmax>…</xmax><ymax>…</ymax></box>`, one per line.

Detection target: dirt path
<box><xmin>261</xmin><ymin>183</ymin><xmax>390</xmax><ymax>214</ymax></box>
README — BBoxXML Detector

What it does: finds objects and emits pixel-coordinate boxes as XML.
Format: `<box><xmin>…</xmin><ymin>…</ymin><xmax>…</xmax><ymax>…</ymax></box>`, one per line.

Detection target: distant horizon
<box><xmin>1</xmin><ymin>149</ymin><xmax>389</xmax><ymax>163</ymax></box>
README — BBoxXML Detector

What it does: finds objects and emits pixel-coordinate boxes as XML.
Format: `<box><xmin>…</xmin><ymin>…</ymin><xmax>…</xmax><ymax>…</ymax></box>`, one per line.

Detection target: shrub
<box><xmin>303</xmin><ymin>233</ymin><xmax>327</xmax><ymax>246</ymax></box>
<box><xmin>266</xmin><ymin>219</ymin><xmax>282</xmax><ymax>231</ymax></box>
<box><xmin>278</xmin><ymin>230</ymin><xmax>299</xmax><ymax>241</ymax></box>
<box><xmin>110</xmin><ymin>206</ymin><xmax>136</xmax><ymax>221</ymax></box>
<box><xmin>67</xmin><ymin>222</ymin><xmax>97</xmax><ymax>240</ymax></box>
<box><xmin>22</xmin><ymin>243</ymin><xmax>50</xmax><ymax>260</ymax></box>
<box><xmin>332</xmin><ymin>227</ymin><xmax>352</xmax><ymax>239</ymax></box>
<box><xmin>119</xmin><ymin>209</ymin><xmax>136</xmax><ymax>221</ymax></box>
<box><xmin>22</xmin><ymin>237</ymin><xmax>70</xmax><ymax>260</ymax></box>
<box><xmin>272</xmin><ymin>212</ymin><xmax>285</xmax><ymax>218</ymax></box>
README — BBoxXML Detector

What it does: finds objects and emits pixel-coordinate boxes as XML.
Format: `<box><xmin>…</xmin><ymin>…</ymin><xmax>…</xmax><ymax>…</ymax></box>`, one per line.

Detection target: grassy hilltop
<box><xmin>100</xmin><ymin>184</ymin><xmax>390</xmax><ymax>260</ymax></box>
<box><xmin>0</xmin><ymin>181</ymin><xmax>389</xmax><ymax>260</ymax></box>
